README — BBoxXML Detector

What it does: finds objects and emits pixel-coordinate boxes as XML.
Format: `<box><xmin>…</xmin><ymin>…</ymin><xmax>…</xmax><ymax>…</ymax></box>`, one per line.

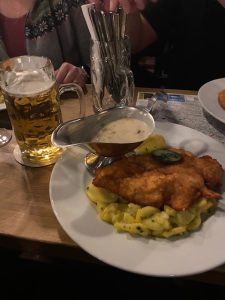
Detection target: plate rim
<box><xmin>198</xmin><ymin>77</ymin><xmax>225</xmax><ymax>124</ymax></box>
<box><xmin>49</xmin><ymin>121</ymin><xmax>225</xmax><ymax>277</ymax></box>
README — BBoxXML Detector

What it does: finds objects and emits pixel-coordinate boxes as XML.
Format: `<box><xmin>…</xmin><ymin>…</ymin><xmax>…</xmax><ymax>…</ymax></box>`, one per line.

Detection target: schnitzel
<box><xmin>93</xmin><ymin>149</ymin><xmax>224</xmax><ymax>211</ymax></box>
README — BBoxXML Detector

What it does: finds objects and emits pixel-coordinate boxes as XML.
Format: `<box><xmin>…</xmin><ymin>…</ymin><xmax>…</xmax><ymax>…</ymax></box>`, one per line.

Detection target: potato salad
<box><xmin>86</xmin><ymin>134</ymin><xmax>217</xmax><ymax>238</ymax></box>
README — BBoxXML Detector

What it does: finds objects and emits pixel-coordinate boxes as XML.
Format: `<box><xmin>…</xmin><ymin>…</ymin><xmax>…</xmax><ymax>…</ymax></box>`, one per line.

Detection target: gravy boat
<box><xmin>52</xmin><ymin>106</ymin><xmax>155</xmax><ymax>157</ymax></box>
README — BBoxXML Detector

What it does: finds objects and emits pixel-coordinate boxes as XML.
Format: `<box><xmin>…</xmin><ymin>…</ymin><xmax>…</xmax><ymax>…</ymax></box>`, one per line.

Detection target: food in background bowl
<box><xmin>218</xmin><ymin>89</ymin><xmax>225</xmax><ymax>110</ymax></box>
<box><xmin>86</xmin><ymin>134</ymin><xmax>224</xmax><ymax>238</ymax></box>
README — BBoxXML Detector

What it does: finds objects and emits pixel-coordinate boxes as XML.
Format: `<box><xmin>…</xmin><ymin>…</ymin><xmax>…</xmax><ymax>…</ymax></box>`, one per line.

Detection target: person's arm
<box><xmin>126</xmin><ymin>10</ymin><xmax>157</xmax><ymax>53</ymax></box>
<box><xmin>217</xmin><ymin>0</ymin><xmax>225</xmax><ymax>8</ymax></box>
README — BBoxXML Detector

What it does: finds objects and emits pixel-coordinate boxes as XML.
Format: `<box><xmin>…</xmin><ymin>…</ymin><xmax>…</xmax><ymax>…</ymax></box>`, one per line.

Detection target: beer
<box><xmin>0</xmin><ymin>55</ymin><xmax>85</xmax><ymax>166</ymax></box>
<box><xmin>3</xmin><ymin>78</ymin><xmax>63</xmax><ymax>166</ymax></box>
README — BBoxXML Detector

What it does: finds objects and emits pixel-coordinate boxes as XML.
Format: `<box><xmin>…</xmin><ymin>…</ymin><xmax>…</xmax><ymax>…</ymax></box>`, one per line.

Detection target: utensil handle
<box><xmin>118</xmin><ymin>7</ymin><xmax>126</xmax><ymax>39</ymax></box>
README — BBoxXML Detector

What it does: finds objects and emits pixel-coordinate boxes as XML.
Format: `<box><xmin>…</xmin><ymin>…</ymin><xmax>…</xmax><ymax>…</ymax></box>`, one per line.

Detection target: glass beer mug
<box><xmin>0</xmin><ymin>55</ymin><xmax>84</xmax><ymax>167</ymax></box>
<box><xmin>91</xmin><ymin>36</ymin><xmax>135</xmax><ymax>112</ymax></box>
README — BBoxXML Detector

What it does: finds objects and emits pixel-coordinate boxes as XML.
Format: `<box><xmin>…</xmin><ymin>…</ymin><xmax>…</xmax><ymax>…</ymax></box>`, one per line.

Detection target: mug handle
<box><xmin>59</xmin><ymin>83</ymin><xmax>85</xmax><ymax>118</ymax></box>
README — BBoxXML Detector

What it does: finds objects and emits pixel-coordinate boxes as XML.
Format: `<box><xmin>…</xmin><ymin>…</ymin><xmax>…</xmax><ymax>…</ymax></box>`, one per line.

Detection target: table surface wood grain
<box><xmin>1</xmin><ymin>85</ymin><xmax>225</xmax><ymax>285</ymax></box>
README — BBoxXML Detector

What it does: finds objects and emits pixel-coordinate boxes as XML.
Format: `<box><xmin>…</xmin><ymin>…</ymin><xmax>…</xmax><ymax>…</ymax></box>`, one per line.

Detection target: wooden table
<box><xmin>1</xmin><ymin>85</ymin><xmax>225</xmax><ymax>285</ymax></box>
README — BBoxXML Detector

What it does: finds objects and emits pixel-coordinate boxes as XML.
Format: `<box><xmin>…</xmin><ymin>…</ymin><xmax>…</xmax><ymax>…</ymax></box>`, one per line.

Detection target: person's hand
<box><xmin>88</xmin><ymin>0</ymin><xmax>147</xmax><ymax>13</ymax></box>
<box><xmin>55</xmin><ymin>62</ymin><xmax>87</xmax><ymax>87</ymax></box>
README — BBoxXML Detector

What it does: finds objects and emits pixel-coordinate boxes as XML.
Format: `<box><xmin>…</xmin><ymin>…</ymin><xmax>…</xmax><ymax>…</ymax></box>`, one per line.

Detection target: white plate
<box><xmin>0</xmin><ymin>102</ymin><xmax>6</xmax><ymax>110</ymax></box>
<box><xmin>49</xmin><ymin>122</ymin><xmax>225</xmax><ymax>277</ymax></box>
<box><xmin>198</xmin><ymin>78</ymin><xmax>225</xmax><ymax>124</ymax></box>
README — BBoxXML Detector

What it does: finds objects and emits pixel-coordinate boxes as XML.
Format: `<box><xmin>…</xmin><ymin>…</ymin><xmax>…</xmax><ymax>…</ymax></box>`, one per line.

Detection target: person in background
<box><xmin>89</xmin><ymin>0</ymin><xmax>225</xmax><ymax>90</ymax></box>
<box><xmin>0</xmin><ymin>0</ymin><xmax>91</xmax><ymax>87</ymax></box>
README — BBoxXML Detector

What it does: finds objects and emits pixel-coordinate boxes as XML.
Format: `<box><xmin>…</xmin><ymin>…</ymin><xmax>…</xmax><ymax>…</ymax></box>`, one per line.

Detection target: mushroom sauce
<box><xmin>92</xmin><ymin>118</ymin><xmax>151</xmax><ymax>143</ymax></box>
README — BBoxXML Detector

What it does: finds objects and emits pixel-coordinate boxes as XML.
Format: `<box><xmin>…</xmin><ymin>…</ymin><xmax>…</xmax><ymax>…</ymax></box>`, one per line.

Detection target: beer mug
<box><xmin>0</xmin><ymin>55</ymin><xmax>85</xmax><ymax>167</ymax></box>
<box><xmin>90</xmin><ymin>36</ymin><xmax>135</xmax><ymax>112</ymax></box>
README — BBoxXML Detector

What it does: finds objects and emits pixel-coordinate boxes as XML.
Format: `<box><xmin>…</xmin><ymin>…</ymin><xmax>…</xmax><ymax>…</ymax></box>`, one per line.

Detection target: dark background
<box><xmin>1</xmin><ymin>246</ymin><xmax>225</xmax><ymax>300</ymax></box>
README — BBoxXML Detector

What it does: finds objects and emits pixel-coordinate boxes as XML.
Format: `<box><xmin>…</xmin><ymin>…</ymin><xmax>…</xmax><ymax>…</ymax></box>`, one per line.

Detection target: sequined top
<box><xmin>0</xmin><ymin>0</ymin><xmax>90</xmax><ymax>69</ymax></box>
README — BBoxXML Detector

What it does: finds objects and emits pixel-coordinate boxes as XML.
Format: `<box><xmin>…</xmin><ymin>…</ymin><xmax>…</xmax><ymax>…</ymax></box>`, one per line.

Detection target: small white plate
<box><xmin>49</xmin><ymin>122</ymin><xmax>225</xmax><ymax>277</ymax></box>
<box><xmin>198</xmin><ymin>78</ymin><xmax>225</xmax><ymax>124</ymax></box>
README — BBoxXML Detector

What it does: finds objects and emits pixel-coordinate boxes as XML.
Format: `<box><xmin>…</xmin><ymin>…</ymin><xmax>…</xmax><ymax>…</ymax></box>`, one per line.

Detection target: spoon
<box><xmin>51</xmin><ymin>106</ymin><xmax>155</xmax><ymax>157</ymax></box>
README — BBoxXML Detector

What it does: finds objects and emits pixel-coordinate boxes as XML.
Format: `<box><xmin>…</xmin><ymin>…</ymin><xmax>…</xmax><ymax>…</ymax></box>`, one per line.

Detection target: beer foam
<box><xmin>4</xmin><ymin>70</ymin><xmax>55</xmax><ymax>97</ymax></box>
